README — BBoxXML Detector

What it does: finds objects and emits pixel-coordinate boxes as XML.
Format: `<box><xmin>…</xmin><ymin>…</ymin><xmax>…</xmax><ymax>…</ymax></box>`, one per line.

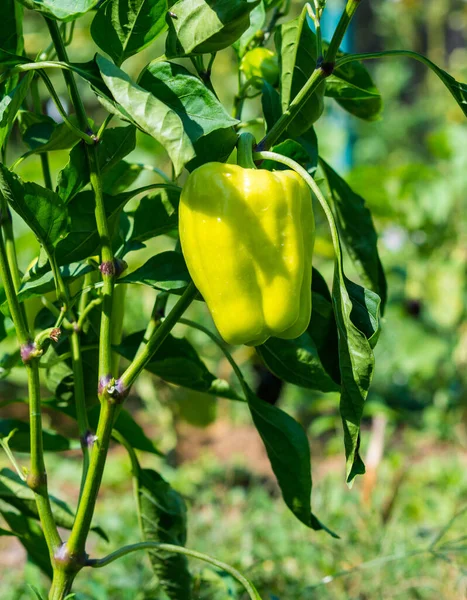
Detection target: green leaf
<box><xmin>0</xmin><ymin>73</ymin><xmax>33</xmax><ymax>150</ymax></box>
<box><xmin>1</xmin><ymin>0</ymin><xmax>24</xmax><ymax>55</ymax></box>
<box><xmin>192</xmin><ymin>569</ymin><xmax>239</xmax><ymax>600</ymax></box>
<box><xmin>0</xmin><ymin>164</ymin><xmax>69</xmax><ymax>256</ymax></box>
<box><xmin>0</xmin><ymin>468</ymin><xmax>108</xmax><ymax>540</ymax></box>
<box><xmin>247</xmin><ymin>392</ymin><xmax>337</xmax><ymax>536</ymax></box>
<box><xmin>0</xmin><ymin>510</ymin><xmax>52</xmax><ymax>577</ymax></box>
<box><xmin>16</xmin><ymin>0</ymin><xmax>100</xmax><ymax>22</ymax></box>
<box><xmin>57</xmin><ymin>125</ymin><xmax>136</xmax><ymax>202</ymax></box>
<box><xmin>17</xmin><ymin>110</ymin><xmax>81</xmax><ymax>157</ymax></box>
<box><xmin>136</xmin><ymin>468</ymin><xmax>192</xmax><ymax>599</ymax></box>
<box><xmin>325</xmin><ymin>56</ymin><xmax>383</xmax><ymax>121</ymax></box>
<box><xmin>0</xmin><ymin>527</ymin><xmax>17</xmax><ymax>536</ymax></box>
<box><xmin>91</xmin><ymin>0</ymin><xmax>167</xmax><ymax>66</ymax></box>
<box><xmin>275</xmin><ymin>8</ymin><xmax>325</xmax><ymax>137</ymax></box>
<box><xmin>0</xmin><ymin>419</ymin><xmax>70</xmax><ymax>452</ymax></box>
<box><xmin>261</xmin><ymin>80</ymin><xmax>282</xmax><ymax>132</ymax></box>
<box><xmin>233</xmin><ymin>0</ymin><xmax>266</xmax><ymax>57</ymax></box>
<box><xmin>261</xmin><ymin>138</ymin><xmax>315</xmax><ymax>174</ymax></box>
<box><xmin>256</xmin><ymin>269</ymin><xmax>340</xmax><ymax>392</ymax></box>
<box><xmin>321</xmin><ymin>159</ymin><xmax>387</xmax><ymax>311</ymax></box>
<box><xmin>116</xmin><ymin>330</ymin><xmax>242</xmax><ymax>401</ymax></box>
<box><xmin>340</xmin><ymin>50</ymin><xmax>467</xmax><ymax>119</ymax></box>
<box><xmin>17</xmin><ymin>262</ymin><xmax>94</xmax><ymax>303</ymax></box>
<box><xmin>27</xmin><ymin>586</ymin><xmax>46</xmax><ymax>600</ymax></box>
<box><xmin>139</xmin><ymin>60</ymin><xmax>238</xmax><ymax>167</ymax></box>
<box><xmin>166</xmin><ymin>0</ymin><xmax>260</xmax><ymax>57</ymax></box>
<box><xmin>118</xmin><ymin>251</ymin><xmax>190</xmax><ymax>292</ymax></box>
<box><xmin>94</xmin><ymin>55</ymin><xmax>195</xmax><ymax>177</ymax></box>
<box><xmin>129</xmin><ymin>188</ymin><xmax>180</xmax><ymax>243</ymax></box>
<box><xmin>54</xmin><ymin>188</ymin><xmax>134</xmax><ymax>267</ymax></box>
<box><xmin>102</xmin><ymin>160</ymin><xmax>142</xmax><ymax>194</ymax></box>
<box><xmin>332</xmin><ymin>260</ymin><xmax>380</xmax><ymax>483</ymax></box>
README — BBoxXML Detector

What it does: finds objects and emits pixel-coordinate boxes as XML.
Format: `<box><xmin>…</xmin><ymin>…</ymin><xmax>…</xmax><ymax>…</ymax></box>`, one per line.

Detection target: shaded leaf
<box><xmin>0</xmin><ymin>468</ymin><xmax>108</xmax><ymax>540</ymax></box>
<box><xmin>118</xmin><ymin>251</ymin><xmax>190</xmax><ymax>292</ymax></box>
<box><xmin>91</xmin><ymin>0</ymin><xmax>167</xmax><ymax>66</ymax></box>
<box><xmin>257</xmin><ymin>269</ymin><xmax>340</xmax><ymax>392</ymax></box>
<box><xmin>95</xmin><ymin>55</ymin><xmax>195</xmax><ymax>177</ymax></box>
<box><xmin>137</xmin><ymin>468</ymin><xmax>192</xmax><ymax>599</ymax></box>
<box><xmin>261</xmin><ymin>80</ymin><xmax>282</xmax><ymax>133</ymax></box>
<box><xmin>247</xmin><ymin>392</ymin><xmax>337</xmax><ymax>536</ymax></box>
<box><xmin>0</xmin><ymin>419</ymin><xmax>70</xmax><ymax>452</ymax></box>
<box><xmin>325</xmin><ymin>56</ymin><xmax>383</xmax><ymax>121</ymax></box>
<box><xmin>57</xmin><ymin>125</ymin><xmax>136</xmax><ymax>202</ymax></box>
<box><xmin>0</xmin><ymin>164</ymin><xmax>68</xmax><ymax>255</ymax></box>
<box><xmin>321</xmin><ymin>159</ymin><xmax>387</xmax><ymax>311</ymax></box>
<box><xmin>18</xmin><ymin>110</ymin><xmax>81</xmax><ymax>156</ymax></box>
<box><xmin>116</xmin><ymin>330</ymin><xmax>242</xmax><ymax>400</ymax></box>
<box><xmin>0</xmin><ymin>510</ymin><xmax>51</xmax><ymax>577</ymax></box>
<box><xmin>17</xmin><ymin>263</ymin><xmax>94</xmax><ymax>303</ymax></box>
<box><xmin>0</xmin><ymin>73</ymin><xmax>33</xmax><ymax>150</ymax></box>
<box><xmin>102</xmin><ymin>160</ymin><xmax>142</xmax><ymax>194</ymax></box>
<box><xmin>233</xmin><ymin>0</ymin><xmax>266</xmax><ymax>57</ymax></box>
<box><xmin>275</xmin><ymin>9</ymin><xmax>324</xmax><ymax>137</ymax></box>
<box><xmin>129</xmin><ymin>189</ymin><xmax>180</xmax><ymax>243</ymax></box>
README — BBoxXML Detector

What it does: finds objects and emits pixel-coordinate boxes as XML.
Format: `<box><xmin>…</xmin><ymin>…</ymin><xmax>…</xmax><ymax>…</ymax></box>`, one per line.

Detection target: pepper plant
<box><xmin>0</xmin><ymin>0</ymin><xmax>465</xmax><ymax>598</ymax></box>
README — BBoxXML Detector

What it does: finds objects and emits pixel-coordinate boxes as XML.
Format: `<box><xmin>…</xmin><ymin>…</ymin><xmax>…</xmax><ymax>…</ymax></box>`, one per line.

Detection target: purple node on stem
<box><xmin>98</xmin><ymin>374</ymin><xmax>112</xmax><ymax>396</ymax></box>
<box><xmin>20</xmin><ymin>341</ymin><xmax>37</xmax><ymax>364</ymax></box>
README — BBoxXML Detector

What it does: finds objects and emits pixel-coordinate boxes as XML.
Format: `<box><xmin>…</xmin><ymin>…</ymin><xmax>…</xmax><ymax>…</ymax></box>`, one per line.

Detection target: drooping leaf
<box><xmin>0</xmin><ymin>419</ymin><xmax>70</xmax><ymax>452</ymax></box>
<box><xmin>275</xmin><ymin>8</ymin><xmax>325</xmax><ymax>137</ymax></box>
<box><xmin>340</xmin><ymin>50</ymin><xmax>467</xmax><ymax>119</ymax></box>
<box><xmin>257</xmin><ymin>268</ymin><xmax>340</xmax><ymax>392</ymax></box>
<box><xmin>16</xmin><ymin>0</ymin><xmax>100</xmax><ymax>22</ymax></box>
<box><xmin>118</xmin><ymin>251</ymin><xmax>190</xmax><ymax>292</ymax></box>
<box><xmin>0</xmin><ymin>510</ymin><xmax>52</xmax><ymax>577</ymax></box>
<box><xmin>116</xmin><ymin>330</ymin><xmax>242</xmax><ymax>401</ymax></box>
<box><xmin>136</xmin><ymin>467</ymin><xmax>192</xmax><ymax>599</ymax></box>
<box><xmin>57</xmin><ymin>125</ymin><xmax>136</xmax><ymax>202</ymax></box>
<box><xmin>0</xmin><ymin>164</ymin><xmax>69</xmax><ymax>256</ymax></box>
<box><xmin>321</xmin><ymin>159</ymin><xmax>387</xmax><ymax>311</ymax></box>
<box><xmin>91</xmin><ymin>0</ymin><xmax>167</xmax><ymax>66</ymax></box>
<box><xmin>247</xmin><ymin>392</ymin><xmax>337</xmax><ymax>536</ymax></box>
<box><xmin>165</xmin><ymin>0</ymin><xmax>260</xmax><ymax>57</ymax></box>
<box><xmin>129</xmin><ymin>189</ymin><xmax>180</xmax><ymax>243</ymax></box>
<box><xmin>94</xmin><ymin>55</ymin><xmax>195</xmax><ymax>177</ymax></box>
<box><xmin>325</xmin><ymin>55</ymin><xmax>383</xmax><ymax>121</ymax></box>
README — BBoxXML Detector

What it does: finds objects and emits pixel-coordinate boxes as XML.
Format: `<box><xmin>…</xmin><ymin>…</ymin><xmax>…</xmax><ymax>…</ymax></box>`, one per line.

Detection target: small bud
<box><xmin>20</xmin><ymin>342</ymin><xmax>43</xmax><ymax>364</ymax></box>
<box><xmin>82</xmin><ymin>430</ymin><xmax>98</xmax><ymax>448</ymax></box>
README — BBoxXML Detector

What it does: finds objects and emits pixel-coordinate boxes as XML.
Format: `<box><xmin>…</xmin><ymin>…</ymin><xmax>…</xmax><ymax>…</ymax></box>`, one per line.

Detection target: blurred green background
<box><xmin>0</xmin><ymin>0</ymin><xmax>466</xmax><ymax>598</ymax></box>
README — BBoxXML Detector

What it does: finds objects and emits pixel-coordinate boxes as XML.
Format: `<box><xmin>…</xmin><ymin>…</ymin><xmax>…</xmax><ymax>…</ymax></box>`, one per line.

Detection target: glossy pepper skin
<box><xmin>179</xmin><ymin>163</ymin><xmax>315</xmax><ymax>346</ymax></box>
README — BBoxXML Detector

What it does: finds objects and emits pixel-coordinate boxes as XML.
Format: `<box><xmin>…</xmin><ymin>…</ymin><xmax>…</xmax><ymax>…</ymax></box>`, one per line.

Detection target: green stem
<box><xmin>0</xmin><ymin>194</ymin><xmax>24</xmax><ymax>302</ymax></box>
<box><xmin>31</xmin><ymin>76</ymin><xmax>53</xmax><ymax>190</ymax></box>
<box><xmin>66</xmin><ymin>398</ymin><xmax>117</xmax><ymax>559</ymax></box>
<box><xmin>179</xmin><ymin>318</ymin><xmax>250</xmax><ymax>400</ymax></box>
<box><xmin>44</xmin><ymin>19</ymin><xmax>89</xmax><ymax>133</ymax></box>
<box><xmin>70</xmin><ymin>330</ymin><xmax>90</xmax><ymax>496</ymax></box>
<box><xmin>86</xmin><ymin>542</ymin><xmax>262</xmax><ymax>600</ymax></box>
<box><xmin>48</xmin><ymin>567</ymin><xmax>76</xmax><ymax>600</ymax></box>
<box><xmin>27</xmin><ymin>361</ymin><xmax>62</xmax><ymax>554</ymax></box>
<box><xmin>257</xmin><ymin>0</ymin><xmax>363</xmax><ymax>151</ymax></box>
<box><xmin>120</xmin><ymin>283</ymin><xmax>198</xmax><ymax>389</ymax></box>
<box><xmin>324</xmin><ymin>0</ymin><xmax>362</xmax><ymax>64</ymax></box>
<box><xmin>236</xmin><ymin>133</ymin><xmax>257</xmax><ymax>169</ymax></box>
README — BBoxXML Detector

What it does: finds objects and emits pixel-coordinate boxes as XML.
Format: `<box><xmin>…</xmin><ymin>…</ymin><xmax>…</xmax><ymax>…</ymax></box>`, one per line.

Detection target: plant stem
<box><xmin>120</xmin><ymin>283</ymin><xmax>198</xmax><ymax>389</ymax></box>
<box><xmin>66</xmin><ymin>398</ymin><xmax>116</xmax><ymax>557</ymax></box>
<box><xmin>0</xmin><ymin>195</ymin><xmax>24</xmax><ymax>300</ymax></box>
<box><xmin>27</xmin><ymin>361</ymin><xmax>62</xmax><ymax>553</ymax></box>
<box><xmin>31</xmin><ymin>75</ymin><xmax>53</xmax><ymax>190</ymax></box>
<box><xmin>70</xmin><ymin>330</ymin><xmax>90</xmax><ymax>495</ymax></box>
<box><xmin>257</xmin><ymin>0</ymin><xmax>363</xmax><ymax>150</ymax></box>
<box><xmin>86</xmin><ymin>542</ymin><xmax>262</xmax><ymax>600</ymax></box>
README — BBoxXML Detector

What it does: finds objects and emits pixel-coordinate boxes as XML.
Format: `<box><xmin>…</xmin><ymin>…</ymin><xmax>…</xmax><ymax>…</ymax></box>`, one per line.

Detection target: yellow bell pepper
<box><xmin>179</xmin><ymin>160</ymin><xmax>315</xmax><ymax>346</ymax></box>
